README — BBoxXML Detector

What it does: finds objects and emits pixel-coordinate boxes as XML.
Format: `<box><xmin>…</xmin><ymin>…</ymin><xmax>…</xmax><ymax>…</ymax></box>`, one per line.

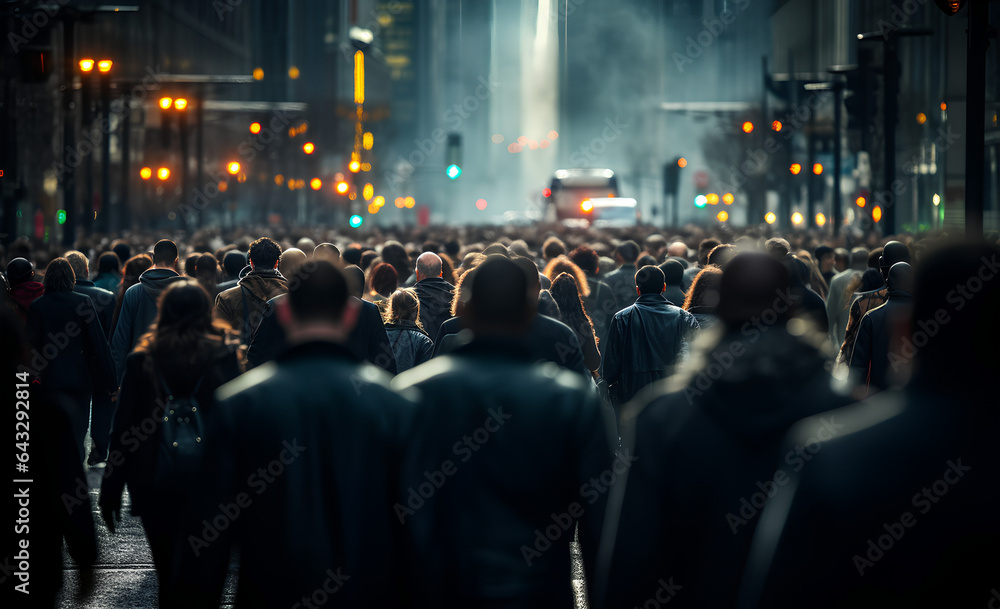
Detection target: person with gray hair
<box><xmin>65</xmin><ymin>250</ymin><xmax>116</xmax><ymax>339</ymax></box>
<box><xmin>413</xmin><ymin>251</ymin><xmax>454</xmax><ymax>339</ymax></box>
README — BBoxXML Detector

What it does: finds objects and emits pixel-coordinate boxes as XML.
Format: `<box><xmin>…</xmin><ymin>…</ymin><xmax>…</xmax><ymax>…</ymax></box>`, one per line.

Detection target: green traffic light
<box><xmin>446</xmin><ymin>164</ymin><xmax>462</xmax><ymax>179</ymax></box>
<box><xmin>57</xmin><ymin>209</ymin><xmax>67</xmax><ymax>224</ymax></box>
<box><xmin>694</xmin><ymin>195</ymin><xmax>707</xmax><ymax>208</ymax></box>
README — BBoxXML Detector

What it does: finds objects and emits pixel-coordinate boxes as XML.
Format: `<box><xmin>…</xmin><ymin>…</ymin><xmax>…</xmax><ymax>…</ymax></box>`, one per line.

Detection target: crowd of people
<box><xmin>3</xmin><ymin>221</ymin><xmax>998</xmax><ymax>608</ymax></box>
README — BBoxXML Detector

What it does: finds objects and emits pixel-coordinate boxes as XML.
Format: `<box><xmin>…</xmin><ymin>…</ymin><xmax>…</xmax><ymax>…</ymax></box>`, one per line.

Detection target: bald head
<box><xmin>667</xmin><ymin>242</ymin><xmax>688</xmax><ymax>258</ymax></box>
<box><xmin>415</xmin><ymin>252</ymin><xmax>443</xmax><ymax>281</ymax></box>
<box><xmin>279</xmin><ymin>248</ymin><xmax>308</xmax><ymax>277</ymax></box>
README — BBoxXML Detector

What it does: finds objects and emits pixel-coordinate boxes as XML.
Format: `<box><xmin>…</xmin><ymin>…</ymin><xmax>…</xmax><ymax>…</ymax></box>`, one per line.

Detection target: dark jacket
<box><xmin>204</xmin><ymin>341</ymin><xmax>410</xmax><ymax>608</ymax></box>
<box><xmin>664</xmin><ymin>284</ymin><xmax>687</xmax><ymax>308</ymax></box>
<box><xmin>538</xmin><ymin>288</ymin><xmax>562</xmax><ymax>320</ymax></box>
<box><xmin>214</xmin><ymin>269</ymin><xmax>287</xmax><ymax>344</ymax></box>
<box><xmin>92</xmin><ymin>271</ymin><xmax>121</xmax><ymax>293</ymax></box>
<box><xmin>583</xmin><ymin>276</ymin><xmax>617</xmax><ymax>347</ymax></box>
<box><xmin>392</xmin><ymin>338</ymin><xmax>615</xmax><ymax>608</ymax></box>
<box><xmin>110</xmin><ymin>268</ymin><xmax>182</xmax><ymax>383</ymax></box>
<box><xmin>604</xmin><ymin>329</ymin><xmax>853</xmax><ymax>609</ymax></box>
<box><xmin>601</xmin><ymin>293</ymin><xmax>700</xmax><ymax>408</ymax></box>
<box><xmin>604</xmin><ymin>263</ymin><xmax>638</xmax><ymax>313</ymax></box>
<box><xmin>434</xmin><ymin>313</ymin><xmax>590</xmax><ymax>377</ymax></box>
<box><xmin>26</xmin><ymin>290</ymin><xmax>115</xmax><ymax>397</ymax></box>
<box><xmin>849</xmin><ymin>289</ymin><xmax>914</xmax><ymax>393</ymax></box>
<box><xmin>414</xmin><ymin>276</ymin><xmax>455</xmax><ymax>342</ymax></box>
<box><xmin>8</xmin><ymin>280</ymin><xmax>44</xmax><ymax>322</ymax></box>
<box><xmin>74</xmin><ymin>279</ymin><xmax>116</xmax><ymax>339</ymax></box>
<box><xmin>385</xmin><ymin>320</ymin><xmax>434</xmax><ymax>373</ymax></box>
<box><xmin>246</xmin><ymin>294</ymin><xmax>397</xmax><ymax>374</ymax></box>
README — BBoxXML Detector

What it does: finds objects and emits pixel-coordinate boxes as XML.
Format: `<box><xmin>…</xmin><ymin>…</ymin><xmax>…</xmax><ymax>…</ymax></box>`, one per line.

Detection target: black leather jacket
<box><xmin>385</xmin><ymin>320</ymin><xmax>434</xmax><ymax>373</ymax></box>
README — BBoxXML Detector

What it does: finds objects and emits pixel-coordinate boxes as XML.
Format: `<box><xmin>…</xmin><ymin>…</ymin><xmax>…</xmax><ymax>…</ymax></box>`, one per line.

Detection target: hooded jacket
<box><xmin>214</xmin><ymin>269</ymin><xmax>287</xmax><ymax>344</ymax></box>
<box><xmin>601</xmin><ymin>293</ymin><xmax>700</xmax><ymax>408</ymax></box>
<box><xmin>8</xmin><ymin>280</ymin><xmax>44</xmax><ymax>322</ymax></box>
<box><xmin>384</xmin><ymin>320</ymin><xmax>434</xmax><ymax>373</ymax></box>
<box><xmin>413</xmin><ymin>276</ymin><xmax>455</xmax><ymax>341</ymax></box>
<box><xmin>110</xmin><ymin>268</ymin><xmax>182</xmax><ymax>382</ymax></box>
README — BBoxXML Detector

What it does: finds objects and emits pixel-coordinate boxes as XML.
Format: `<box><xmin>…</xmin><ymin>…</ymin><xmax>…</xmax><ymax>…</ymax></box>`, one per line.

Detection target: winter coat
<box><xmin>384</xmin><ymin>320</ymin><xmax>434</xmax><ymax>373</ymax></box>
<box><xmin>214</xmin><ymin>269</ymin><xmax>287</xmax><ymax>344</ymax></box>
<box><xmin>110</xmin><ymin>268</ymin><xmax>183</xmax><ymax>382</ymax></box>
<box><xmin>92</xmin><ymin>271</ymin><xmax>121</xmax><ymax>293</ymax></box>
<box><xmin>849</xmin><ymin>289</ymin><xmax>914</xmax><ymax>393</ymax></box>
<box><xmin>74</xmin><ymin>279</ymin><xmax>116</xmax><ymax>339</ymax></box>
<box><xmin>413</xmin><ymin>276</ymin><xmax>455</xmax><ymax>343</ymax></box>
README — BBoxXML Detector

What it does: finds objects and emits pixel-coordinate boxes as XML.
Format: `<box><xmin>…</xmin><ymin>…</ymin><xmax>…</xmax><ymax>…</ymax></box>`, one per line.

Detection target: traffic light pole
<box><xmin>966</xmin><ymin>0</ymin><xmax>987</xmax><ymax>238</ymax></box>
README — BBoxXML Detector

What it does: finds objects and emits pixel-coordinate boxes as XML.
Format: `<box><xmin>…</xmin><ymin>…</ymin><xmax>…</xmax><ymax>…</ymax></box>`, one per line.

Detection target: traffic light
<box><xmin>844</xmin><ymin>48</ymin><xmax>879</xmax><ymax>132</ymax></box>
<box><xmin>934</xmin><ymin>0</ymin><xmax>966</xmax><ymax>15</ymax></box>
<box><xmin>446</xmin><ymin>133</ymin><xmax>462</xmax><ymax>179</ymax></box>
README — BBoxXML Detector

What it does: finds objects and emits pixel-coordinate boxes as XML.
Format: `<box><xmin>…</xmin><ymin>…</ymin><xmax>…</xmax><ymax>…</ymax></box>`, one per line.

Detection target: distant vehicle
<box><xmin>587</xmin><ymin>197</ymin><xmax>640</xmax><ymax>228</ymax></box>
<box><xmin>545</xmin><ymin>168</ymin><xmax>620</xmax><ymax>221</ymax></box>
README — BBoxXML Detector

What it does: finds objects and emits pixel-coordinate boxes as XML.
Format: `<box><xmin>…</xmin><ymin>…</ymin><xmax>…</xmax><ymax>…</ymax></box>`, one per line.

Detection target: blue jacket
<box><xmin>110</xmin><ymin>268</ymin><xmax>182</xmax><ymax>383</ymax></box>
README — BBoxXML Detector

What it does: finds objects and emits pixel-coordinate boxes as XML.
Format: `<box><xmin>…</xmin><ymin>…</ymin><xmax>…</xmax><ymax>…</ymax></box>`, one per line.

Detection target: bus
<box><xmin>545</xmin><ymin>168</ymin><xmax>619</xmax><ymax>221</ymax></box>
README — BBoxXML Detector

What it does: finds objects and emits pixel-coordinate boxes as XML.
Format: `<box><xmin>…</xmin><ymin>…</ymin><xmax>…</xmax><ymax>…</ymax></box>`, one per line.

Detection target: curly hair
<box><xmin>683</xmin><ymin>265</ymin><xmax>723</xmax><ymax>311</ymax></box>
<box><xmin>549</xmin><ymin>272</ymin><xmax>598</xmax><ymax>347</ymax></box>
<box><xmin>542</xmin><ymin>255</ymin><xmax>591</xmax><ymax>297</ymax></box>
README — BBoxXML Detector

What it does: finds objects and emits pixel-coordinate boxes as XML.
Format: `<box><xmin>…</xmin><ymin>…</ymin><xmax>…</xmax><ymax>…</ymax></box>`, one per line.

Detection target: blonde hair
<box><xmin>384</xmin><ymin>288</ymin><xmax>423</xmax><ymax>331</ymax></box>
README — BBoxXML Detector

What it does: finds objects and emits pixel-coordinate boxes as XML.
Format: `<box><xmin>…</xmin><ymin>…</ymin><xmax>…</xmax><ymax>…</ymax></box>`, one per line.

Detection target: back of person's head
<box><xmin>313</xmin><ymin>243</ymin><xmax>341</xmax><ymax>263</ymax></box>
<box><xmin>152</xmin><ymin>239</ymin><xmax>179</xmax><ymax>267</ymax></box>
<box><xmin>697</xmin><ymin>238</ymin><xmax>721</xmax><ymax>265</ymax></box>
<box><xmin>223</xmin><ymin>250</ymin><xmax>247</xmax><ymax>279</ymax></box>
<box><xmin>195</xmin><ymin>253</ymin><xmax>218</xmax><ymax>281</ymax></box>
<box><xmin>64</xmin><ymin>250</ymin><xmax>89</xmax><ymax>282</ymax></box>
<box><xmin>369</xmin><ymin>262</ymin><xmax>399</xmax><ymax>298</ymax></box>
<box><xmin>184</xmin><ymin>252</ymin><xmax>200</xmax><ymax>277</ymax></box>
<box><xmin>380</xmin><ymin>241</ymin><xmax>410</xmax><ymax>278</ymax></box>
<box><xmin>707</xmin><ymin>243</ymin><xmax>737</xmax><ymax>268</ymax></box>
<box><xmin>764</xmin><ymin>237</ymin><xmax>790</xmax><ymax>259</ymax></box>
<box><xmin>717</xmin><ymin>253</ymin><xmax>790</xmax><ymax>329</ymax></box>
<box><xmin>416</xmin><ymin>251</ymin><xmax>443</xmax><ymax>279</ymax></box>
<box><xmin>543</xmin><ymin>256</ymin><xmax>591</xmax><ymax>297</ymax></box>
<box><xmin>814</xmin><ymin>245</ymin><xmax>834</xmax><ymax>263</ymax></box>
<box><xmin>858</xmin><ymin>268</ymin><xmax>884</xmax><ymax>293</ymax></box>
<box><xmin>5</xmin><ymin>258</ymin><xmax>34</xmax><ymax>287</ymax></box>
<box><xmin>683</xmin><ymin>265</ymin><xmax>723</xmax><ymax>311</ymax></box>
<box><xmin>781</xmin><ymin>255</ymin><xmax>811</xmax><ymax>287</ymax></box>
<box><xmin>296</xmin><ymin>237</ymin><xmax>316</xmax><ymax>252</ymax></box>
<box><xmin>112</xmin><ymin>241</ymin><xmax>131</xmax><ymax>264</ymax></box>
<box><xmin>658</xmin><ymin>258</ymin><xmax>685</xmax><ymax>286</ymax></box>
<box><xmin>466</xmin><ymin>256</ymin><xmax>535</xmax><ymax>334</ymax></box>
<box><xmin>867</xmin><ymin>247</ymin><xmax>883</xmax><ymax>269</ymax></box>
<box><xmin>155</xmin><ymin>280</ymin><xmax>213</xmax><ymax>335</ymax></box>
<box><xmin>542</xmin><ymin>236</ymin><xmax>567</xmax><ymax>260</ymax></box>
<box><xmin>287</xmin><ymin>261</ymin><xmax>350</xmax><ymax>324</ymax></box>
<box><xmin>616</xmin><ymin>240</ymin><xmax>640</xmax><ymax>265</ymax></box>
<box><xmin>342</xmin><ymin>264</ymin><xmax>365</xmax><ymax>299</ymax></box>
<box><xmin>444</xmin><ymin>239</ymin><xmax>461</xmax><ymax>259</ymax></box>
<box><xmin>636</xmin><ymin>254</ymin><xmax>657</xmax><ymax>268</ymax></box>
<box><xmin>122</xmin><ymin>254</ymin><xmax>153</xmax><ymax>289</ymax></box>
<box><xmin>634</xmin><ymin>265</ymin><xmax>665</xmax><ymax>295</ymax></box>
<box><xmin>279</xmin><ymin>248</ymin><xmax>307</xmax><ymax>277</ymax></box>
<box><xmin>886</xmin><ymin>261</ymin><xmax>914</xmax><ymax>294</ymax></box>
<box><xmin>511</xmin><ymin>256</ymin><xmax>542</xmax><ymax>296</ymax></box>
<box><xmin>342</xmin><ymin>246</ymin><xmax>363</xmax><ymax>267</ymax></box>
<box><xmin>667</xmin><ymin>241</ymin><xmax>689</xmax><ymax>258</ymax></box>
<box><xmin>43</xmin><ymin>258</ymin><xmax>76</xmax><ymax>293</ymax></box>
<box><xmin>850</xmin><ymin>247</ymin><xmax>871</xmax><ymax>269</ymax></box>
<box><xmin>359</xmin><ymin>250</ymin><xmax>378</xmax><ymax>271</ymax></box>
<box><xmin>482</xmin><ymin>242</ymin><xmax>510</xmax><ymax>257</ymax></box>
<box><xmin>879</xmin><ymin>241</ymin><xmax>911</xmax><ymax>280</ymax></box>
<box><xmin>248</xmin><ymin>237</ymin><xmax>281</xmax><ymax>270</ymax></box>
<box><xmin>508</xmin><ymin>239</ymin><xmax>533</xmax><ymax>259</ymax></box>
<box><xmin>385</xmin><ymin>288</ymin><xmax>421</xmax><ymax>327</ymax></box>
<box><xmin>645</xmin><ymin>234</ymin><xmax>667</xmax><ymax>257</ymax></box>
<box><xmin>98</xmin><ymin>251</ymin><xmax>120</xmax><ymax>275</ymax></box>
<box><xmin>568</xmin><ymin>245</ymin><xmax>599</xmax><ymax>276</ymax></box>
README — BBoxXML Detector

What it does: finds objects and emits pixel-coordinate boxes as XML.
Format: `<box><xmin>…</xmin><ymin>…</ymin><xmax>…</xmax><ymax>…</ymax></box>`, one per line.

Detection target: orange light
<box><xmin>252</xmin><ymin>67</ymin><xmax>264</xmax><ymax>81</ymax></box>
<box><xmin>723</xmin><ymin>193</ymin><xmax>734</xmax><ymax>205</ymax></box>
<box><xmin>250</xmin><ymin>122</ymin><xmax>262</xmax><ymax>134</ymax></box>
<box><xmin>159</xmin><ymin>97</ymin><xmax>173</xmax><ymax>110</ymax></box>
<box><xmin>310</xmin><ymin>178</ymin><xmax>322</xmax><ymax>190</ymax></box>
<box><xmin>742</xmin><ymin>121</ymin><xmax>754</xmax><ymax>134</ymax></box>
<box><xmin>790</xmin><ymin>163</ymin><xmax>802</xmax><ymax>175</ymax></box>
<box><xmin>856</xmin><ymin>196</ymin><xmax>867</xmax><ymax>208</ymax></box>
<box><xmin>706</xmin><ymin>193</ymin><xmax>720</xmax><ymax>205</ymax></box>
<box><xmin>79</xmin><ymin>59</ymin><xmax>95</xmax><ymax>72</ymax></box>
<box><xmin>373</xmin><ymin>196</ymin><xmax>385</xmax><ymax>208</ymax></box>
<box><xmin>97</xmin><ymin>60</ymin><xmax>113</xmax><ymax>73</ymax></box>
<box><xmin>716</xmin><ymin>210</ymin><xmax>729</xmax><ymax>222</ymax></box>
<box><xmin>916</xmin><ymin>112</ymin><xmax>927</xmax><ymax>125</ymax></box>
<box><xmin>872</xmin><ymin>205</ymin><xmax>882</xmax><ymax>223</ymax></box>
<box><xmin>361</xmin><ymin>162</ymin><xmax>372</xmax><ymax>172</ymax></box>
<box><xmin>791</xmin><ymin>212</ymin><xmax>804</xmax><ymax>225</ymax></box>
<box><xmin>771</xmin><ymin>120</ymin><xmax>782</xmax><ymax>131</ymax></box>
<box><xmin>156</xmin><ymin>167</ymin><xmax>170</xmax><ymax>181</ymax></box>
<box><xmin>395</xmin><ymin>197</ymin><xmax>405</xmax><ymax>208</ymax></box>
<box><xmin>404</xmin><ymin>196</ymin><xmax>415</xmax><ymax>208</ymax></box>
<box><xmin>349</xmin><ymin>160</ymin><xmax>361</xmax><ymax>173</ymax></box>
<box><xmin>274</xmin><ymin>174</ymin><xmax>285</xmax><ymax>186</ymax></box>
<box><xmin>581</xmin><ymin>199</ymin><xmax>594</xmax><ymax>213</ymax></box>
<box><xmin>363</xmin><ymin>183</ymin><xmax>374</xmax><ymax>201</ymax></box>
<box><xmin>765</xmin><ymin>212</ymin><xmax>777</xmax><ymax>224</ymax></box>
<box><xmin>218</xmin><ymin>181</ymin><xmax>228</xmax><ymax>192</ymax></box>
<box><xmin>227</xmin><ymin>161</ymin><xmax>241</xmax><ymax>175</ymax></box>
<box><xmin>303</xmin><ymin>142</ymin><xmax>315</xmax><ymax>154</ymax></box>
<box><xmin>815</xmin><ymin>213</ymin><xmax>827</xmax><ymax>226</ymax></box>
<box><xmin>335</xmin><ymin>181</ymin><xmax>349</xmax><ymax>194</ymax></box>
<box><xmin>940</xmin><ymin>102</ymin><xmax>947</xmax><ymax>111</ymax></box>
<box><xmin>173</xmin><ymin>98</ymin><xmax>188</xmax><ymax>110</ymax></box>
<box><xmin>363</xmin><ymin>132</ymin><xmax>373</xmax><ymax>150</ymax></box>
<box><xmin>139</xmin><ymin>167</ymin><xmax>152</xmax><ymax>180</ymax></box>
<box><xmin>368</xmin><ymin>202</ymin><xmax>379</xmax><ymax>214</ymax></box>
<box><xmin>349</xmin><ymin>192</ymin><xmax>357</xmax><ymax>200</ymax></box>
<box><xmin>288</xmin><ymin>66</ymin><xmax>300</xmax><ymax>80</ymax></box>
<box><xmin>353</xmin><ymin>51</ymin><xmax>365</xmax><ymax>104</ymax></box>
<box><xmin>677</xmin><ymin>157</ymin><xmax>688</xmax><ymax>168</ymax></box>
<box><xmin>812</xmin><ymin>163</ymin><xmax>823</xmax><ymax>175</ymax></box>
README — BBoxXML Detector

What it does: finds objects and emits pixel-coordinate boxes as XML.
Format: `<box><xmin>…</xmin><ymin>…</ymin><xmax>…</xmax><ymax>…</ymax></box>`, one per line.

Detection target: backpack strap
<box><xmin>157</xmin><ymin>370</ymin><xmax>206</xmax><ymax>402</ymax></box>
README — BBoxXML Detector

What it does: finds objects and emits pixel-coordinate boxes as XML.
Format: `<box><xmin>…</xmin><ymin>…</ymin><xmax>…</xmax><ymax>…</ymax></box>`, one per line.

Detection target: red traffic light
<box><xmin>934</xmin><ymin>0</ymin><xmax>965</xmax><ymax>16</ymax></box>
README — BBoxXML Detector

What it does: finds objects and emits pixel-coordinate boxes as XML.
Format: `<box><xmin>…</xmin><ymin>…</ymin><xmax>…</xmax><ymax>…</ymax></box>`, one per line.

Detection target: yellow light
<box><xmin>274</xmin><ymin>174</ymin><xmax>284</xmax><ymax>185</ymax></box>
<box><xmin>363</xmin><ymin>183</ymin><xmax>374</xmax><ymax>201</ymax></box>
<box><xmin>790</xmin><ymin>163</ymin><xmax>801</xmax><ymax>175</ymax></box>
<box><xmin>940</xmin><ymin>102</ymin><xmax>947</xmax><ymax>111</ymax></box>
<box><xmin>677</xmin><ymin>157</ymin><xmax>687</xmax><ymax>168</ymax></box>
<box><xmin>79</xmin><ymin>59</ymin><xmax>95</xmax><ymax>72</ymax></box>
<box><xmin>97</xmin><ymin>60</ymin><xmax>113</xmax><ymax>73</ymax></box>
<box><xmin>856</xmin><ymin>196</ymin><xmax>866</xmax><ymax>208</ymax></box>
<box><xmin>812</xmin><ymin>163</ymin><xmax>823</xmax><ymax>175</ymax></box>
<box><xmin>173</xmin><ymin>98</ymin><xmax>188</xmax><ymax>110</ymax></box>
<box><xmin>916</xmin><ymin>112</ymin><xmax>927</xmax><ymax>125</ymax></box>
<box><xmin>815</xmin><ymin>213</ymin><xmax>827</xmax><ymax>226</ymax></box>
<box><xmin>310</xmin><ymin>178</ymin><xmax>322</xmax><ymax>190</ymax></box>
<box><xmin>404</xmin><ymin>196</ymin><xmax>415</xmax><ymax>208</ymax></box>
<box><xmin>771</xmin><ymin>120</ymin><xmax>782</xmax><ymax>131</ymax></box>
<box><xmin>227</xmin><ymin>161</ymin><xmax>241</xmax><ymax>175</ymax></box>
<box><xmin>349</xmin><ymin>192</ymin><xmax>357</xmax><ymax>200</ymax></box>
<box><xmin>723</xmin><ymin>193</ymin><xmax>734</xmax><ymax>205</ymax></box>
<box><xmin>373</xmin><ymin>195</ymin><xmax>385</xmax><ymax>208</ymax></box>
<box><xmin>159</xmin><ymin>97</ymin><xmax>173</xmax><ymax>110</ymax></box>
<box><xmin>742</xmin><ymin>121</ymin><xmax>754</xmax><ymax>133</ymax></box>
<box><xmin>252</xmin><ymin>67</ymin><xmax>264</xmax><ymax>81</ymax></box>
<box><xmin>335</xmin><ymin>181</ymin><xmax>349</xmax><ymax>194</ymax></box>
<box><xmin>706</xmin><ymin>193</ymin><xmax>719</xmax><ymax>205</ymax></box>
<box><xmin>581</xmin><ymin>199</ymin><xmax>594</xmax><ymax>213</ymax></box>
<box><xmin>933</xmin><ymin>193</ymin><xmax>941</xmax><ymax>206</ymax></box>
<box><xmin>250</xmin><ymin>122</ymin><xmax>261</xmax><ymax>134</ymax></box>
<box><xmin>139</xmin><ymin>167</ymin><xmax>152</xmax><ymax>180</ymax></box>
<box><xmin>395</xmin><ymin>197</ymin><xmax>405</xmax><ymax>208</ymax></box>
<box><xmin>238</xmin><ymin>174</ymin><xmax>248</xmax><ymax>184</ymax></box>
<box><xmin>716</xmin><ymin>210</ymin><xmax>729</xmax><ymax>222</ymax></box>
<box><xmin>872</xmin><ymin>205</ymin><xmax>882</xmax><ymax>223</ymax></box>
<box><xmin>765</xmin><ymin>212</ymin><xmax>777</xmax><ymax>224</ymax></box>
<box><xmin>354</xmin><ymin>51</ymin><xmax>365</xmax><ymax>104</ymax></box>
<box><xmin>349</xmin><ymin>160</ymin><xmax>361</xmax><ymax>173</ymax></box>
<box><xmin>361</xmin><ymin>162</ymin><xmax>372</xmax><ymax>172</ymax></box>
<box><xmin>156</xmin><ymin>167</ymin><xmax>170</xmax><ymax>181</ymax></box>
<box><xmin>218</xmin><ymin>181</ymin><xmax>228</xmax><ymax>192</ymax></box>
<box><xmin>368</xmin><ymin>202</ymin><xmax>379</xmax><ymax>214</ymax></box>
<box><xmin>791</xmin><ymin>212</ymin><xmax>804</xmax><ymax>225</ymax></box>
<box><xmin>288</xmin><ymin>180</ymin><xmax>296</xmax><ymax>191</ymax></box>
<box><xmin>288</xmin><ymin>66</ymin><xmax>300</xmax><ymax>80</ymax></box>
<box><xmin>363</xmin><ymin>132</ymin><xmax>373</xmax><ymax>150</ymax></box>
<box><xmin>303</xmin><ymin>142</ymin><xmax>315</xmax><ymax>155</ymax></box>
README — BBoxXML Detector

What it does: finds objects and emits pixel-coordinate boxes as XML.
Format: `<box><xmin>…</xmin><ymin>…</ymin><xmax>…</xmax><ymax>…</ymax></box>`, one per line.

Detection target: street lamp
<box><xmin>227</xmin><ymin>161</ymin><xmax>241</xmax><ymax>175</ymax></box>
<box><xmin>159</xmin><ymin>97</ymin><xmax>173</xmax><ymax>110</ymax></box>
<box><xmin>79</xmin><ymin>58</ymin><xmax>95</xmax><ymax>72</ymax></box>
<box><xmin>157</xmin><ymin>167</ymin><xmax>170</xmax><ymax>180</ymax></box>
<box><xmin>140</xmin><ymin>167</ymin><xmax>152</xmax><ymax>180</ymax></box>
<box><xmin>173</xmin><ymin>98</ymin><xmax>188</xmax><ymax>110</ymax></box>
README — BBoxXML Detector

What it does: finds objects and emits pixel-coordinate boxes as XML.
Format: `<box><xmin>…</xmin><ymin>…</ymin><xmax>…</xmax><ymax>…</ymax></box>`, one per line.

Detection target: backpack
<box><xmin>155</xmin><ymin>372</ymin><xmax>206</xmax><ymax>486</ymax></box>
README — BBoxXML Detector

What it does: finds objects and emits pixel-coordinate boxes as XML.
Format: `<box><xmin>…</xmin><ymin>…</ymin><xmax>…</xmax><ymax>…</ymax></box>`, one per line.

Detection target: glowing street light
<box><xmin>156</xmin><ymin>167</ymin><xmax>170</xmax><ymax>180</ymax></box>
<box><xmin>716</xmin><ymin>210</ymin><xmax>729</xmax><ymax>222</ymax></box>
<box><xmin>310</xmin><ymin>178</ymin><xmax>322</xmax><ymax>190</ymax></box>
<box><xmin>173</xmin><ymin>98</ymin><xmax>188</xmax><ymax>110</ymax></box>
<box><xmin>790</xmin><ymin>163</ymin><xmax>802</xmax><ymax>175</ymax></box>
<box><xmin>250</xmin><ymin>122</ymin><xmax>261</xmax><ymax>134</ymax></box>
<box><xmin>742</xmin><ymin>121</ymin><xmax>754</xmax><ymax>133</ymax></box>
<box><xmin>303</xmin><ymin>142</ymin><xmax>315</xmax><ymax>154</ymax></box>
<box><xmin>335</xmin><ymin>181</ymin><xmax>349</xmax><ymax>194</ymax></box>
<box><xmin>815</xmin><ymin>213</ymin><xmax>827</xmax><ymax>226</ymax></box>
<box><xmin>159</xmin><ymin>97</ymin><xmax>173</xmax><ymax>110</ymax></box>
<box><xmin>404</xmin><ymin>196</ymin><xmax>415</xmax><ymax>208</ymax></box>
<box><xmin>354</xmin><ymin>51</ymin><xmax>365</xmax><ymax>104</ymax></box>
<box><xmin>227</xmin><ymin>161</ymin><xmax>241</xmax><ymax>175</ymax></box>
<box><xmin>812</xmin><ymin>163</ymin><xmax>824</xmax><ymax>175</ymax></box>
<box><xmin>791</xmin><ymin>212</ymin><xmax>804</xmax><ymax>225</ymax></box>
<box><xmin>139</xmin><ymin>167</ymin><xmax>152</xmax><ymax>180</ymax></box>
<box><xmin>723</xmin><ymin>193</ymin><xmax>734</xmax><ymax>205</ymax></box>
<box><xmin>765</xmin><ymin>212</ymin><xmax>777</xmax><ymax>224</ymax></box>
<box><xmin>79</xmin><ymin>59</ymin><xmax>95</xmax><ymax>72</ymax></box>
<box><xmin>97</xmin><ymin>59</ymin><xmax>113</xmax><ymax>73</ymax></box>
